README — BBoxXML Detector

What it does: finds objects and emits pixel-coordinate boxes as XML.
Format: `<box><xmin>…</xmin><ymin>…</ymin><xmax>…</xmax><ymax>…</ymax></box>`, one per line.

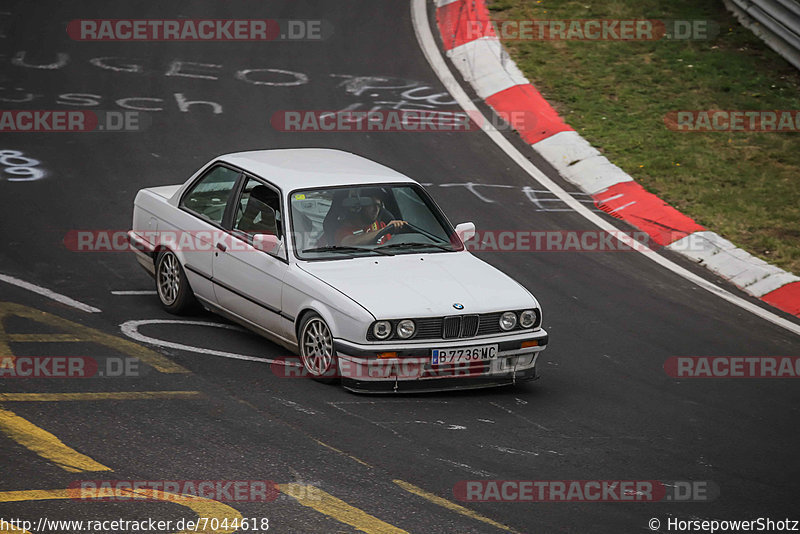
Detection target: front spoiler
<box><xmin>334</xmin><ymin>330</ymin><xmax>546</xmax><ymax>393</ymax></box>
<box><xmin>341</xmin><ymin>365</ymin><xmax>538</xmax><ymax>394</ymax></box>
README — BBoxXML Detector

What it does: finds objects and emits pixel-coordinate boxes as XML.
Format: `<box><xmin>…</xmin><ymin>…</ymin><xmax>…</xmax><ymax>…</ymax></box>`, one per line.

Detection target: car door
<box><xmin>212</xmin><ymin>176</ymin><xmax>290</xmax><ymax>338</ymax></box>
<box><xmin>172</xmin><ymin>164</ymin><xmax>241</xmax><ymax>303</ymax></box>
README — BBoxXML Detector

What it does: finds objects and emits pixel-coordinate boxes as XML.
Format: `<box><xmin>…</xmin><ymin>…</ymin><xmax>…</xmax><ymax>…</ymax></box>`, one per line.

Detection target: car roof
<box><xmin>217</xmin><ymin>149</ymin><xmax>416</xmax><ymax>191</ymax></box>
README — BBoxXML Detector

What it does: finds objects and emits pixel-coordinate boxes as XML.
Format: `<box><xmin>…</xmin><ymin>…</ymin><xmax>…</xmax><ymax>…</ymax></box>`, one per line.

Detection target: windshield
<box><xmin>290</xmin><ymin>183</ymin><xmax>462</xmax><ymax>259</ymax></box>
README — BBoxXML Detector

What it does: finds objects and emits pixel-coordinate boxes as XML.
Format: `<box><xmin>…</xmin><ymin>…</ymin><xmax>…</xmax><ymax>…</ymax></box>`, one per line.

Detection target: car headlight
<box><xmin>519</xmin><ymin>310</ymin><xmax>536</xmax><ymax>328</ymax></box>
<box><xmin>499</xmin><ymin>311</ymin><xmax>517</xmax><ymax>331</ymax></box>
<box><xmin>396</xmin><ymin>319</ymin><xmax>416</xmax><ymax>339</ymax></box>
<box><xmin>373</xmin><ymin>321</ymin><xmax>392</xmax><ymax>340</ymax></box>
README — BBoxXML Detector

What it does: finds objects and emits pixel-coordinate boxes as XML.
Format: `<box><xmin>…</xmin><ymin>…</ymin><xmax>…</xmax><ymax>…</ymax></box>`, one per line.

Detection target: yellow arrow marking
<box><xmin>393</xmin><ymin>479</ymin><xmax>520</xmax><ymax>533</ymax></box>
<box><xmin>0</xmin><ymin>519</ymin><xmax>32</xmax><ymax>534</ymax></box>
<box><xmin>0</xmin><ymin>302</ymin><xmax>188</xmax><ymax>374</ymax></box>
<box><xmin>0</xmin><ymin>407</ymin><xmax>111</xmax><ymax>472</ymax></box>
<box><xmin>5</xmin><ymin>334</ymin><xmax>85</xmax><ymax>342</ymax></box>
<box><xmin>279</xmin><ymin>483</ymin><xmax>408</xmax><ymax>534</ymax></box>
<box><xmin>0</xmin><ymin>391</ymin><xmax>203</xmax><ymax>402</ymax></box>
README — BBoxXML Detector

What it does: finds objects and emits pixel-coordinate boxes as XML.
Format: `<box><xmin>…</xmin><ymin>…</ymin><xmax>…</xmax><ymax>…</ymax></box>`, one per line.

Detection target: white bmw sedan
<box><xmin>129</xmin><ymin>149</ymin><xmax>548</xmax><ymax>392</ymax></box>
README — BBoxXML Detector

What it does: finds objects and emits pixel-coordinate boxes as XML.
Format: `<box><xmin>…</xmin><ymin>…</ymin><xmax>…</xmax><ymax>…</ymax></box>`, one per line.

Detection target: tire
<box><xmin>155</xmin><ymin>250</ymin><xmax>198</xmax><ymax>315</ymax></box>
<box><xmin>298</xmin><ymin>312</ymin><xmax>339</xmax><ymax>384</ymax></box>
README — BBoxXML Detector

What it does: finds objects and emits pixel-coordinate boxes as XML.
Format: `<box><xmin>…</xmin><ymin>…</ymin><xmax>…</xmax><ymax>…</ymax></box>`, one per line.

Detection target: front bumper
<box><xmin>333</xmin><ymin>329</ymin><xmax>548</xmax><ymax>393</ymax></box>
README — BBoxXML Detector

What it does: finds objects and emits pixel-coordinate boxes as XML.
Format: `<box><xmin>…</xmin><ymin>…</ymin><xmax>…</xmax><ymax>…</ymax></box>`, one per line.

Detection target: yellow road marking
<box><xmin>6</xmin><ymin>334</ymin><xmax>84</xmax><ymax>342</ymax></box>
<box><xmin>393</xmin><ymin>480</ymin><xmax>520</xmax><ymax>533</ymax></box>
<box><xmin>0</xmin><ymin>302</ymin><xmax>188</xmax><ymax>374</ymax></box>
<box><xmin>0</xmin><ymin>330</ymin><xmax>11</xmax><ymax>357</ymax></box>
<box><xmin>313</xmin><ymin>438</ymin><xmax>373</xmax><ymax>468</ymax></box>
<box><xmin>0</xmin><ymin>524</ymin><xmax>32</xmax><ymax>533</ymax></box>
<box><xmin>279</xmin><ymin>483</ymin><xmax>408</xmax><ymax>534</ymax></box>
<box><xmin>0</xmin><ymin>391</ymin><xmax>203</xmax><ymax>402</ymax></box>
<box><xmin>0</xmin><ymin>407</ymin><xmax>111</xmax><ymax>472</ymax></box>
<box><xmin>0</xmin><ymin>488</ymin><xmax>242</xmax><ymax>534</ymax></box>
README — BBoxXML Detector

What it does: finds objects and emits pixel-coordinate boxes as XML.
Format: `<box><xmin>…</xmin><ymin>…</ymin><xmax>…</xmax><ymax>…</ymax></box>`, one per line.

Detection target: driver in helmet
<box><xmin>335</xmin><ymin>190</ymin><xmax>407</xmax><ymax>246</ymax></box>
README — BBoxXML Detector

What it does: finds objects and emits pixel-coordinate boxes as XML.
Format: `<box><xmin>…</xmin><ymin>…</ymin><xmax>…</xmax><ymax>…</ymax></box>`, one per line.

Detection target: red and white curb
<box><xmin>434</xmin><ymin>0</ymin><xmax>800</xmax><ymax>318</ymax></box>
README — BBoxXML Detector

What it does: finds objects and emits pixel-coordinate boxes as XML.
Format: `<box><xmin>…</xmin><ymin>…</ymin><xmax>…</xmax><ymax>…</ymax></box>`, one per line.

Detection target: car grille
<box><xmin>477</xmin><ymin>313</ymin><xmax>502</xmax><ymax>336</ymax></box>
<box><xmin>414</xmin><ymin>317</ymin><xmax>444</xmax><ymax>338</ymax></box>
<box><xmin>367</xmin><ymin>312</ymin><xmax>521</xmax><ymax>341</ymax></box>
<box><xmin>443</xmin><ymin>316</ymin><xmax>461</xmax><ymax>338</ymax></box>
<box><xmin>417</xmin><ymin>315</ymin><xmax>484</xmax><ymax>339</ymax></box>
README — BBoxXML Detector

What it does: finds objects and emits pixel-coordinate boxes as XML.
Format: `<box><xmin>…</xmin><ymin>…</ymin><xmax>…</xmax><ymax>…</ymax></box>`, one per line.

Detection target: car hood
<box><xmin>297</xmin><ymin>252</ymin><xmax>537</xmax><ymax>318</ymax></box>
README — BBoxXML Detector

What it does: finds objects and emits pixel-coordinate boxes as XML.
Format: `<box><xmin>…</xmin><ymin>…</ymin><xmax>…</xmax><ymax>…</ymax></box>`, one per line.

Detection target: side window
<box><xmin>180</xmin><ymin>165</ymin><xmax>239</xmax><ymax>225</ymax></box>
<box><xmin>233</xmin><ymin>177</ymin><xmax>285</xmax><ymax>258</ymax></box>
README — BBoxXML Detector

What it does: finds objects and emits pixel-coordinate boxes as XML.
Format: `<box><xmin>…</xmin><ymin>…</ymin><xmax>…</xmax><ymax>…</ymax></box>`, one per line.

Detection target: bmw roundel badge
<box><xmin>453</xmin><ymin>303</ymin><xmax>464</xmax><ymax>310</ymax></box>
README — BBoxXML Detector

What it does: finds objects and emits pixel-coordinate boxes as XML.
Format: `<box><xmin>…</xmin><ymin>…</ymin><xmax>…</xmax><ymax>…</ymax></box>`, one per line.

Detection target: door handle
<box><xmin>216</xmin><ymin>242</ymin><xmax>227</xmax><ymax>252</ymax></box>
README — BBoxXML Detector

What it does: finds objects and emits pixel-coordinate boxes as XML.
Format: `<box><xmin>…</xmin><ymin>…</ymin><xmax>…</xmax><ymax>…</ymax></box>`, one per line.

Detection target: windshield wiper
<box><xmin>404</xmin><ymin>222</ymin><xmax>445</xmax><ymax>242</ymax></box>
<box><xmin>301</xmin><ymin>245</ymin><xmax>394</xmax><ymax>256</ymax></box>
<box><xmin>376</xmin><ymin>241</ymin><xmax>453</xmax><ymax>252</ymax></box>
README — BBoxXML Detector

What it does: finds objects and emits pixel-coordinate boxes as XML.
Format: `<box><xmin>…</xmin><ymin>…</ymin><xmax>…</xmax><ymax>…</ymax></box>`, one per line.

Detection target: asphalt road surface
<box><xmin>1</xmin><ymin>1</ymin><xmax>799</xmax><ymax>533</ymax></box>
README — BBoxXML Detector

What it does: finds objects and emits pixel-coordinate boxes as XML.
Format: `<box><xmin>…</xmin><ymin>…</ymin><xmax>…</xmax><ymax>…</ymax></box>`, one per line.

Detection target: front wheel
<box><xmin>155</xmin><ymin>250</ymin><xmax>197</xmax><ymax>315</ymax></box>
<box><xmin>298</xmin><ymin>313</ymin><xmax>338</xmax><ymax>383</ymax></box>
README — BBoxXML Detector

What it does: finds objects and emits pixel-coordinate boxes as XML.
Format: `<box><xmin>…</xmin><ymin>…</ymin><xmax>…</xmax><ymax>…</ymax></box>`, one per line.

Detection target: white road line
<box><xmin>111</xmin><ymin>290</ymin><xmax>157</xmax><ymax>296</ymax></box>
<box><xmin>435</xmin><ymin>458</ymin><xmax>495</xmax><ymax>477</ymax></box>
<box><xmin>373</xmin><ymin>420</ymin><xmax>467</xmax><ymax>430</ymax></box>
<box><xmin>120</xmin><ymin>319</ymin><xmax>301</xmax><ymax>366</ymax></box>
<box><xmin>608</xmin><ymin>201</ymin><xmax>637</xmax><ymax>213</ymax></box>
<box><xmin>478</xmin><ymin>444</ymin><xmax>540</xmax><ymax>456</ymax></box>
<box><xmin>596</xmin><ymin>193</ymin><xmax>625</xmax><ymax>203</ymax></box>
<box><xmin>272</xmin><ymin>396</ymin><xmax>318</xmax><ymax>415</ymax></box>
<box><xmin>0</xmin><ymin>273</ymin><xmax>101</xmax><ymax>313</ymax></box>
<box><xmin>411</xmin><ymin>0</ymin><xmax>800</xmax><ymax>337</ymax></box>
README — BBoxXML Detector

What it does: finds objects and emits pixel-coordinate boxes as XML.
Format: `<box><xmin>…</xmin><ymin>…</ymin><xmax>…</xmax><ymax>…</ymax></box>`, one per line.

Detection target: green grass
<box><xmin>490</xmin><ymin>0</ymin><xmax>800</xmax><ymax>275</ymax></box>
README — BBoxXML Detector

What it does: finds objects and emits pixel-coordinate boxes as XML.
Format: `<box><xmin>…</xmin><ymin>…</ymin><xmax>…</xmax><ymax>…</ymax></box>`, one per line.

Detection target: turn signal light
<box><xmin>377</xmin><ymin>352</ymin><xmax>398</xmax><ymax>359</ymax></box>
<box><xmin>521</xmin><ymin>340</ymin><xmax>539</xmax><ymax>348</ymax></box>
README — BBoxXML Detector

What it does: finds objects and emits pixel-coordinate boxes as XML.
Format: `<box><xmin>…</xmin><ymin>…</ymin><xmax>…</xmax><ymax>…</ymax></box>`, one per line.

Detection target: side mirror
<box><xmin>454</xmin><ymin>222</ymin><xmax>476</xmax><ymax>243</ymax></box>
<box><xmin>252</xmin><ymin>233</ymin><xmax>280</xmax><ymax>253</ymax></box>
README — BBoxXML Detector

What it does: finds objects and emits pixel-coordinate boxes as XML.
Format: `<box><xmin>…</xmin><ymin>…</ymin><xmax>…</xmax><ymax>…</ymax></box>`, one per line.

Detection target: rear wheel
<box><xmin>298</xmin><ymin>313</ymin><xmax>338</xmax><ymax>383</ymax></box>
<box><xmin>155</xmin><ymin>250</ymin><xmax>197</xmax><ymax>314</ymax></box>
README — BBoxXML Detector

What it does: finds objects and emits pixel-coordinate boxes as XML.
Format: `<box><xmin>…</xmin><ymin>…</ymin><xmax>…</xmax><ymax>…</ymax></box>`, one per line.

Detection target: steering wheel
<box><xmin>371</xmin><ymin>223</ymin><xmax>396</xmax><ymax>244</ymax></box>
<box><xmin>371</xmin><ymin>221</ymin><xmax>418</xmax><ymax>244</ymax></box>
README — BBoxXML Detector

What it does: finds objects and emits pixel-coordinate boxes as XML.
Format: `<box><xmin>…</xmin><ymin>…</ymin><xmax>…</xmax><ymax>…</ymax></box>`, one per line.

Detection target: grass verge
<box><xmin>489</xmin><ymin>0</ymin><xmax>800</xmax><ymax>275</ymax></box>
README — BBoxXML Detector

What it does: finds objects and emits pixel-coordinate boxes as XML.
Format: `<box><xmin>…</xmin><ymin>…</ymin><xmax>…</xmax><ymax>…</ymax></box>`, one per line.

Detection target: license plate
<box><xmin>431</xmin><ymin>344</ymin><xmax>498</xmax><ymax>365</ymax></box>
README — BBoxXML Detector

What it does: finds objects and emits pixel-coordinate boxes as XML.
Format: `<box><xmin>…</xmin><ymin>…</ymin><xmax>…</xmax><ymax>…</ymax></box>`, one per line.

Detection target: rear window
<box><xmin>180</xmin><ymin>165</ymin><xmax>240</xmax><ymax>225</ymax></box>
